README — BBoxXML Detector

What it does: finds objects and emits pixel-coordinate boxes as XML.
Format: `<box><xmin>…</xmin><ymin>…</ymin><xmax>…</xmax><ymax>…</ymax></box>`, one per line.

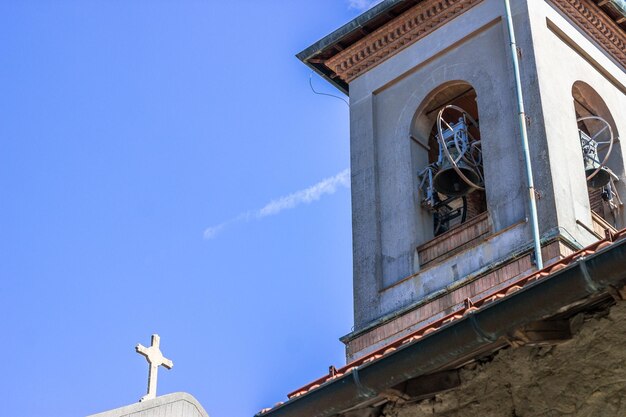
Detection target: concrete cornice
<box><xmin>548</xmin><ymin>0</ymin><xmax>626</xmax><ymax>69</ymax></box>
<box><xmin>298</xmin><ymin>0</ymin><xmax>626</xmax><ymax>93</ymax></box>
<box><xmin>325</xmin><ymin>0</ymin><xmax>484</xmax><ymax>83</ymax></box>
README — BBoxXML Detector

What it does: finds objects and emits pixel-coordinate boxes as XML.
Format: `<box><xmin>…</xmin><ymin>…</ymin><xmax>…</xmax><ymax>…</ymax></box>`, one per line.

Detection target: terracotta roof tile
<box><xmin>258</xmin><ymin>228</ymin><xmax>626</xmax><ymax>415</ymax></box>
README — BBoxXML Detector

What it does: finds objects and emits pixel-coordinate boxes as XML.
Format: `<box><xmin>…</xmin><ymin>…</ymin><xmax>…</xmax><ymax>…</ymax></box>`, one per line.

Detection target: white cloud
<box><xmin>203</xmin><ymin>169</ymin><xmax>350</xmax><ymax>240</ymax></box>
<box><xmin>348</xmin><ymin>0</ymin><xmax>384</xmax><ymax>10</ymax></box>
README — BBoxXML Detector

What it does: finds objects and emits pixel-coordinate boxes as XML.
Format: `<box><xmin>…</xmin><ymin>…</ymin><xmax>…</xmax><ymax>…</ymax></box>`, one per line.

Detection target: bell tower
<box><xmin>299</xmin><ymin>0</ymin><xmax>626</xmax><ymax>361</ymax></box>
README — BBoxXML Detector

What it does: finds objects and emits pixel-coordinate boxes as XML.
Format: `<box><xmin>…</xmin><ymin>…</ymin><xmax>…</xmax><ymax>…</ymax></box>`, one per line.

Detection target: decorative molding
<box><xmin>344</xmin><ymin>239</ymin><xmax>574</xmax><ymax>361</ymax></box>
<box><xmin>322</xmin><ymin>0</ymin><xmax>626</xmax><ymax>84</ymax></box>
<box><xmin>549</xmin><ymin>0</ymin><xmax>626</xmax><ymax>69</ymax></box>
<box><xmin>324</xmin><ymin>0</ymin><xmax>484</xmax><ymax>83</ymax></box>
<box><xmin>417</xmin><ymin>211</ymin><xmax>490</xmax><ymax>266</ymax></box>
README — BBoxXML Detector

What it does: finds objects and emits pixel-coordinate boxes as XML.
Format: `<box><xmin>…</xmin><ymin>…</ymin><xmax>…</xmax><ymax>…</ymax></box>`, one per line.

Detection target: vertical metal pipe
<box><xmin>503</xmin><ymin>0</ymin><xmax>543</xmax><ymax>269</ymax></box>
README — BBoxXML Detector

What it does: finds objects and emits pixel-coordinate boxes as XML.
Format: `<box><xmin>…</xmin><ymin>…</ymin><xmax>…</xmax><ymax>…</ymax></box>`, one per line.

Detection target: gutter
<box><xmin>257</xmin><ymin>233</ymin><xmax>626</xmax><ymax>417</ymax></box>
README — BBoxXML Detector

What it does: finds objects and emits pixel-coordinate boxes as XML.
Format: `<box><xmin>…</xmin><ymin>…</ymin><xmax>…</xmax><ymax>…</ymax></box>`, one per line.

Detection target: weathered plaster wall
<box><xmin>526</xmin><ymin>0</ymin><xmax>626</xmax><ymax>243</ymax></box>
<box><xmin>382</xmin><ymin>302</ymin><xmax>626</xmax><ymax>417</ymax></box>
<box><xmin>347</xmin><ymin>0</ymin><xmax>626</xmax><ymax>335</ymax></box>
<box><xmin>349</xmin><ymin>0</ymin><xmax>544</xmax><ymax>330</ymax></box>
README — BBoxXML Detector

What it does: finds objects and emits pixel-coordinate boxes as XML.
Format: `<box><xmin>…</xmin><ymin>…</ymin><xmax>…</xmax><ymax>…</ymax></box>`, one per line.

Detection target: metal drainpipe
<box><xmin>503</xmin><ymin>0</ymin><xmax>543</xmax><ymax>269</ymax></box>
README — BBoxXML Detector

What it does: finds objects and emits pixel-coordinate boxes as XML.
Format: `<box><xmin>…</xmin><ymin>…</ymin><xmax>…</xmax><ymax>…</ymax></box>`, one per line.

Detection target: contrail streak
<box><xmin>204</xmin><ymin>169</ymin><xmax>350</xmax><ymax>239</ymax></box>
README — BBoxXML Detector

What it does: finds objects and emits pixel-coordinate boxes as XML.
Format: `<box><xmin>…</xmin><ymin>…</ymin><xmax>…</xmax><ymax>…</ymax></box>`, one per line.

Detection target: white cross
<box><xmin>135</xmin><ymin>334</ymin><xmax>173</xmax><ymax>402</ymax></box>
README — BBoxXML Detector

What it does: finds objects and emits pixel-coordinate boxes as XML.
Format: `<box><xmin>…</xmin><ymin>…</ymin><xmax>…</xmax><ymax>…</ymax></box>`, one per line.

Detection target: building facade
<box><xmin>255</xmin><ymin>1</ymin><xmax>626</xmax><ymax>416</ymax></box>
<box><xmin>300</xmin><ymin>0</ymin><xmax>626</xmax><ymax>362</ymax></box>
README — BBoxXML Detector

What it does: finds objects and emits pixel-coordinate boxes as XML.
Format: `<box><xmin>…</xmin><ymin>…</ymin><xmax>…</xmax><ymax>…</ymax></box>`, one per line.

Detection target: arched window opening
<box><xmin>413</xmin><ymin>84</ymin><xmax>487</xmax><ymax>237</ymax></box>
<box><xmin>572</xmin><ymin>81</ymin><xmax>623</xmax><ymax>226</ymax></box>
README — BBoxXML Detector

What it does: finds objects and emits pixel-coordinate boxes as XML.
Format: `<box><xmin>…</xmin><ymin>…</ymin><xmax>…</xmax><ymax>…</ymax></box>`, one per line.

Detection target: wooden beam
<box><xmin>393</xmin><ymin>371</ymin><xmax>461</xmax><ymax>400</ymax></box>
<box><xmin>513</xmin><ymin>319</ymin><xmax>573</xmax><ymax>345</ymax></box>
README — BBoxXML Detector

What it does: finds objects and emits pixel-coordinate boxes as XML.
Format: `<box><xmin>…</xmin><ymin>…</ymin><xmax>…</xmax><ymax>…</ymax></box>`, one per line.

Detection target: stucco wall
<box><xmin>347</xmin><ymin>0</ymin><xmax>626</xmax><ymax>332</ymax></box>
<box><xmin>527</xmin><ymin>0</ymin><xmax>626</xmax><ymax>238</ymax></box>
<box><xmin>349</xmin><ymin>0</ymin><xmax>541</xmax><ymax>329</ymax></box>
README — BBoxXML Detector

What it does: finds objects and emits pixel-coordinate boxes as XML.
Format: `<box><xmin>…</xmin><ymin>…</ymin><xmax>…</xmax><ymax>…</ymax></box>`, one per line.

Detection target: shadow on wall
<box><xmin>572</xmin><ymin>80</ymin><xmax>624</xmax><ymax>228</ymax></box>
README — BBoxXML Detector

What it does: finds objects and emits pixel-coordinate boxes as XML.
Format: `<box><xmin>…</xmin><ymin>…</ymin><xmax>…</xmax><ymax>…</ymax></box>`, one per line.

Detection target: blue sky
<box><xmin>0</xmin><ymin>1</ymin><xmax>381</xmax><ymax>416</ymax></box>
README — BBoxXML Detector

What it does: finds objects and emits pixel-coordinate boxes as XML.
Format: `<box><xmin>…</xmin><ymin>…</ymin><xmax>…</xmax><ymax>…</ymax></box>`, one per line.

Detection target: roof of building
<box><xmin>257</xmin><ymin>227</ymin><xmax>626</xmax><ymax>417</ymax></box>
<box><xmin>296</xmin><ymin>0</ymin><xmax>421</xmax><ymax>94</ymax></box>
<box><xmin>297</xmin><ymin>0</ymin><xmax>626</xmax><ymax>95</ymax></box>
<box><xmin>87</xmin><ymin>392</ymin><xmax>210</xmax><ymax>417</ymax></box>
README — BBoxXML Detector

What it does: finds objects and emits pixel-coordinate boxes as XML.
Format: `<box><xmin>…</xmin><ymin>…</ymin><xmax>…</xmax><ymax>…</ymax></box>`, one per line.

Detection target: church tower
<box><xmin>299</xmin><ymin>0</ymin><xmax>626</xmax><ymax>361</ymax></box>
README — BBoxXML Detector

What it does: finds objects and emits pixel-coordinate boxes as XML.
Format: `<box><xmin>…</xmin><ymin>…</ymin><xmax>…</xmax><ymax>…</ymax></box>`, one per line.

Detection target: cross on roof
<box><xmin>135</xmin><ymin>334</ymin><xmax>173</xmax><ymax>402</ymax></box>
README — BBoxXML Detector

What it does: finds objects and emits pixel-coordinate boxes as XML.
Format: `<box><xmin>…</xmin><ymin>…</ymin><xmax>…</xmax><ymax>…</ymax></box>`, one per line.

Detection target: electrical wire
<box><xmin>309</xmin><ymin>72</ymin><xmax>349</xmax><ymax>107</ymax></box>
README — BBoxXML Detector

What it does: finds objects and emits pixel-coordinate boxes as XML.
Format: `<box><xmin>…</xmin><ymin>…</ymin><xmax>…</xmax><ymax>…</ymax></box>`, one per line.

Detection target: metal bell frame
<box><xmin>435</xmin><ymin>104</ymin><xmax>485</xmax><ymax>193</ymax></box>
<box><xmin>577</xmin><ymin>115</ymin><xmax>615</xmax><ymax>186</ymax></box>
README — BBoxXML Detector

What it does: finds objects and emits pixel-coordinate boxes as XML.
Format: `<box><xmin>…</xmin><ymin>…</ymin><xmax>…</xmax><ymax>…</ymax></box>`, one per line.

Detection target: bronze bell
<box><xmin>433</xmin><ymin>157</ymin><xmax>481</xmax><ymax>196</ymax></box>
<box><xmin>580</xmin><ymin>130</ymin><xmax>611</xmax><ymax>189</ymax></box>
<box><xmin>585</xmin><ymin>159</ymin><xmax>611</xmax><ymax>189</ymax></box>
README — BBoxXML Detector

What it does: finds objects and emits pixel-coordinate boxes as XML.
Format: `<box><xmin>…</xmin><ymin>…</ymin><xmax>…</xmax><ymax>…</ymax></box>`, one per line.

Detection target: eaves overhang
<box><xmin>256</xmin><ymin>229</ymin><xmax>626</xmax><ymax>417</ymax></box>
<box><xmin>296</xmin><ymin>0</ymin><xmax>420</xmax><ymax>95</ymax></box>
<box><xmin>298</xmin><ymin>0</ymin><xmax>626</xmax><ymax>96</ymax></box>
<box><xmin>602</xmin><ymin>0</ymin><xmax>626</xmax><ymax>25</ymax></box>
